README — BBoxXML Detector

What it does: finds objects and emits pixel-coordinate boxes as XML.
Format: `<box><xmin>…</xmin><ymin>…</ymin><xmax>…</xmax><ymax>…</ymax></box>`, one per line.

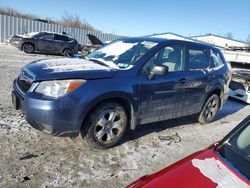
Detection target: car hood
<box><xmin>10</xmin><ymin>35</ymin><xmax>28</xmax><ymax>42</ymax></box>
<box><xmin>128</xmin><ymin>149</ymin><xmax>249</xmax><ymax>188</ymax></box>
<box><xmin>16</xmin><ymin>34</ymin><xmax>31</xmax><ymax>38</ymax></box>
<box><xmin>23</xmin><ymin>58</ymin><xmax>118</xmax><ymax>81</ymax></box>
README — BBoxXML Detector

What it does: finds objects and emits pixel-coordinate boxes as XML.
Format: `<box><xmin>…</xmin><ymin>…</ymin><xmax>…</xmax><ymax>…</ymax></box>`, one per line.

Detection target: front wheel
<box><xmin>83</xmin><ymin>102</ymin><xmax>128</xmax><ymax>149</ymax></box>
<box><xmin>23</xmin><ymin>43</ymin><xmax>34</xmax><ymax>53</ymax></box>
<box><xmin>198</xmin><ymin>94</ymin><xmax>220</xmax><ymax>124</ymax></box>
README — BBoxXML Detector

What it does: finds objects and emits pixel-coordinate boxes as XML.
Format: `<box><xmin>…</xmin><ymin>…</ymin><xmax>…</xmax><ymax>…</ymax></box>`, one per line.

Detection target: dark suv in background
<box><xmin>12</xmin><ymin>37</ymin><xmax>231</xmax><ymax>149</ymax></box>
<box><xmin>10</xmin><ymin>31</ymin><xmax>78</xmax><ymax>56</ymax></box>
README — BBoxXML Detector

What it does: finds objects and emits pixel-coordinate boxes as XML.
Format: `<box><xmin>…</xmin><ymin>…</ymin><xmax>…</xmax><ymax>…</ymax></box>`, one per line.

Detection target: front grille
<box><xmin>16</xmin><ymin>70</ymin><xmax>34</xmax><ymax>93</ymax></box>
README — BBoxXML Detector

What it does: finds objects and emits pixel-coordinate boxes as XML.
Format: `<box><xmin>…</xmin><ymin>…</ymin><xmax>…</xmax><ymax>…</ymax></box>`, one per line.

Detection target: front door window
<box><xmin>142</xmin><ymin>44</ymin><xmax>185</xmax><ymax>74</ymax></box>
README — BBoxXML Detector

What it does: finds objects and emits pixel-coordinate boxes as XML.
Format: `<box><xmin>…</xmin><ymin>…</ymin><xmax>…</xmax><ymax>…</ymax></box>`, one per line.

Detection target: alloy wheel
<box><xmin>23</xmin><ymin>44</ymin><xmax>34</xmax><ymax>53</ymax></box>
<box><xmin>205</xmin><ymin>98</ymin><xmax>218</xmax><ymax>121</ymax></box>
<box><xmin>94</xmin><ymin>110</ymin><xmax>125</xmax><ymax>143</ymax></box>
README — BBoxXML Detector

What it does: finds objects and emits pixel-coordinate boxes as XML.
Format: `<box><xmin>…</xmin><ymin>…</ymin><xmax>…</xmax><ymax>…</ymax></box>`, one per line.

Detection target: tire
<box><xmin>63</xmin><ymin>49</ymin><xmax>74</xmax><ymax>57</ymax></box>
<box><xmin>83</xmin><ymin>102</ymin><xmax>128</xmax><ymax>149</ymax></box>
<box><xmin>198</xmin><ymin>94</ymin><xmax>220</xmax><ymax>124</ymax></box>
<box><xmin>23</xmin><ymin>43</ymin><xmax>34</xmax><ymax>53</ymax></box>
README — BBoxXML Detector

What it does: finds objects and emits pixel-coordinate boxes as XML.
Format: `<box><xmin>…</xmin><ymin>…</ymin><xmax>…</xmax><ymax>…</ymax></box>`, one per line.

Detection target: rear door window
<box><xmin>54</xmin><ymin>34</ymin><xmax>69</xmax><ymax>41</ymax></box>
<box><xmin>188</xmin><ymin>47</ymin><xmax>209</xmax><ymax>69</ymax></box>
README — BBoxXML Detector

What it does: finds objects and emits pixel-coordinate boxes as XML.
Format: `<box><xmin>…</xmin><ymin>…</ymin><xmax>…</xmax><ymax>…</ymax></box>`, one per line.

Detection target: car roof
<box><xmin>39</xmin><ymin>31</ymin><xmax>71</xmax><ymax>37</ymax></box>
<box><xmin>121</xmin><ymin>36</ymin><xmax>220</xmax><ymax>51</ymax></box>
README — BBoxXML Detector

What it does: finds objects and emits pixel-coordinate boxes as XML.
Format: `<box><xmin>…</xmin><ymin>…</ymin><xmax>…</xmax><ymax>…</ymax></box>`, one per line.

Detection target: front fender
<box><xmin>79</xmin><ymin>91</ymin><xmax>138</xmax><ymax>132</ymax></box>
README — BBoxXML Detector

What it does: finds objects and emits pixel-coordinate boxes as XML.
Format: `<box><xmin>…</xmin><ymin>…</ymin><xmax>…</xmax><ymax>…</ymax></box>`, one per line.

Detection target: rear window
<box><xmin>188</xmin><ymin>48</ymin><xmax>209</xmax><ymax>69</ymax></box>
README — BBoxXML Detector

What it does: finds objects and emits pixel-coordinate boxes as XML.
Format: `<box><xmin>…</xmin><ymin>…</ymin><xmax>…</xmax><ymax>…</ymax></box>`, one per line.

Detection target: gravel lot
<box><xmin>0</xmin><ymin>43</ymin><xmax>249</xmax><ymax>188</ymax></box>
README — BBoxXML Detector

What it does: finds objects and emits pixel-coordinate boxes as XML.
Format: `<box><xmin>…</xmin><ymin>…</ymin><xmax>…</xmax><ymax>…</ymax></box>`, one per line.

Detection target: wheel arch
<box><xmin>80</xmin><ymin>94</ymin><xmax>137</xmax><ymax>137</ymax></box>
<box><xmin>62</xmin><ymin>48</ymin><xmax>72</xmax><ymax>53</ymax></box>
<box><xmin>22</xmin><ymin>42</ymin><xmax>35</xmax><ymax>51</ymax></box>
<box><xmin>62</xmin><ymin>48</ymin><xmax>75</xmax><ymax>57</ymax></box>
<box><xmin>205</xmin><ymin>87</ymin><xmax>224</xmax><ymax>109</ymax></box>
<box><xmin>62</xmin><ymin>48</ymin><xmax>69</xmax><ymax>53</ymax></box>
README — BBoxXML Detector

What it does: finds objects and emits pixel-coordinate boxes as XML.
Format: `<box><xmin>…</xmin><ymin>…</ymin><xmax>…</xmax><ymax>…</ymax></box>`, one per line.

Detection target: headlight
<box><xmin>35</xmin><ymin>79</ymin><xmax>86</xmax><ymax>98</ymax></box>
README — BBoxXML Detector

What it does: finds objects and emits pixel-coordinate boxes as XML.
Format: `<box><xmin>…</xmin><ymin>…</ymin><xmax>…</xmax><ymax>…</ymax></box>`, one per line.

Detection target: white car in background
<box><xmin>229</xmin><ymin>62</ymin><xmax>250</xmax><ymax>104</ymax></box>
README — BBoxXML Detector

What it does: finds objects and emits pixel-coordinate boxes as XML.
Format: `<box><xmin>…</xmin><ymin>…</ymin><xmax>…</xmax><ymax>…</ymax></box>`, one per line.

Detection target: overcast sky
<box><xmin>0</xmin><ymin>0</ymin><xmax>249</xmax><ymax>41</ymax></box>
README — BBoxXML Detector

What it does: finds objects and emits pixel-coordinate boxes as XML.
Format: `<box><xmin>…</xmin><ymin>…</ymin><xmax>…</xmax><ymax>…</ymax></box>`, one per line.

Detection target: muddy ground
<box><xmin>0</xmin><ymin>43</ymin><xmax>249</xmax><ymax>188</ymax></box>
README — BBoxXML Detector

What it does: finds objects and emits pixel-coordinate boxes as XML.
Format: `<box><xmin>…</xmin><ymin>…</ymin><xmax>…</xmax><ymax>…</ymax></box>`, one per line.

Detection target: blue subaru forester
<box><xmin>12</xmin><ymin>37</ymin><xmax>231</xmax><ymax>149</ymax></box>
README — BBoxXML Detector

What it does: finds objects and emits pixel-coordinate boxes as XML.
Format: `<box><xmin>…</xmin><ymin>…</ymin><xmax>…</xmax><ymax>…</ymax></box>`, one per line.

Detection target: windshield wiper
<box><xmin>87</xmin><ymin>57</ymin><xmax>119</xmax><ymax>69</ymax></box>
<box><xmin>87</xmin><ymin>58</ymin><xmax>109</xmax><ymax>67</ymax></box>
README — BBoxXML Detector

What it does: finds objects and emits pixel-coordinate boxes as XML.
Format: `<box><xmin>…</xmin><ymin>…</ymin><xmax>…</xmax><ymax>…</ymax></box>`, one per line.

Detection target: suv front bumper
<box><xmin>13</xmin><ymin>80</ymin><xmax>82</xmax><ymax>137</ymax></box>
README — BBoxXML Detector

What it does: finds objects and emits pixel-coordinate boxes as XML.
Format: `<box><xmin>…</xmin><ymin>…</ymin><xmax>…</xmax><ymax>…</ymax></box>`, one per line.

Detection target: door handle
<box><xmin>179</xmin><ymin>78</ymin><xmax>187</xmax><ymax>84</ymax></box>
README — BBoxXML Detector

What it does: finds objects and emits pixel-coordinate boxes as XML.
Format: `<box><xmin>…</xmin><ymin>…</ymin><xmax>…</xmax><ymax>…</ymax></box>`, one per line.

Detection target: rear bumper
<box><xmin>219</xmin><ymin>89</ymin><xmax>229</xmax><ymax>109</ymax></box>
<box><xmin>223</xmin><ymin>90</ymin><xmax>229</xmax><ymax>105</ymax></box>
<box><xmin>13</xmin><ymin>80</ymin><xmax>82</xmax><ymax>137</ymax></box>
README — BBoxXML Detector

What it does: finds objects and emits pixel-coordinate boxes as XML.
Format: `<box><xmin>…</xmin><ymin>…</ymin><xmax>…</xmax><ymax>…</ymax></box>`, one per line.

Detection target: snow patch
<box><xmin>96</xmin><ymin>41</ymin><xmax>138</xmax><ymax>58</ymax></box>
<box><xmin>38</xmin><ymin>58</ymin><xmax>112</xmax><ymax>73</ymax></box>
<box><xmin>17</xmin><ymin>32</ymin><xmax>39</xmax><ymax>38</ymax></box>
<box><xmin>192</xmin><ymin>158</ymin><xmax>249</xmax><ymax>188</ymax></box>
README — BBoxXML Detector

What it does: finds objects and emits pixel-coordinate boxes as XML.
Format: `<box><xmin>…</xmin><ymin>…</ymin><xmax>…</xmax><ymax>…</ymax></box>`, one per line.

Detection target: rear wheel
<box><xmin>23</xmin><ymin>43</ymin><xmax>34</xmax><ymax>53</ymax></box>
<box><xmin>198</xmin><ymin>94</ymin><xmax>220</xmax><ymax>124</ymax></box>
<box><xmin>63</xmin><ymin>49</ymin><xmax>74</xmax><ymax>57</ymax></box>
<box><xmin>83</xmin><ymin>102</ymin><xmax>128</xmax><ymax>149</ymax></box>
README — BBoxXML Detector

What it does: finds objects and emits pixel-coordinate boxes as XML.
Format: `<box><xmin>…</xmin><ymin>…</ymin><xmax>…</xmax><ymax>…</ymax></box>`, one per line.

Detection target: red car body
<box><xmin>127</xmin><ymin>117</ymin><xmax>250</xmax><ymax>188</ymax></box>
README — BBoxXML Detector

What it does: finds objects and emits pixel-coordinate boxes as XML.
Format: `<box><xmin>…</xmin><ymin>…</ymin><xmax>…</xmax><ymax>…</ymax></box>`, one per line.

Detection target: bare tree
<box><xmin>0</xmin><ymin>7</ymin><xmax>39</xmax><ymax>20</ymax></box>
<box><xmin>224</xmin><ymin>32</ymin><xmax>233</xmax><ymax>39</ymax></box>
<box><xmin>60</xmin><ymin>11</ymin><xmax>94</xmax><ymax>31</ymax></box>
<box><xmin>0</xmin><ymin>7</ymin><xmax>96</xmax><ymax>31</ymax></box>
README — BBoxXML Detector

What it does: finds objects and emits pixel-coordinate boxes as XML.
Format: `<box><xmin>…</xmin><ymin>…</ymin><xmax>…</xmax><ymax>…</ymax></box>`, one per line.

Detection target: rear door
<box><xmin>209</xmin><ymin>49</ymin><xmax>231</xmax><ymax>101</ymax></box>
<box><xmin>53</xmin><ymin>34</ymin><xmax>69</xmax><ymax>53</ymax></box>
<box><xmin>184</xmin><ymin>45</ymin><xmax>211</xmax><ymax>114</ymax></box>
<box><xmin>37</xmin><ymin>33</ymin><xmax>55</xmax><ymax>52</ymax></box>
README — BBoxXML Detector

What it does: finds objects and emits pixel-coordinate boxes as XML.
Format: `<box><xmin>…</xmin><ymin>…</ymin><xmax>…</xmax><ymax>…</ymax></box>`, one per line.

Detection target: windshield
<box><xmin>27</xmin><ymin>32</ymin><xmax>40</xmax><ymax>37</ymax></box>
<box><xmin>87</xmin><ymin>39</ymin><xmax>158</xmax><ymax>69</ymax></box>
<box><xmin>217</xmin><ymin>120</ymin><xmax>250</xmax><ymax>181</ymax></box>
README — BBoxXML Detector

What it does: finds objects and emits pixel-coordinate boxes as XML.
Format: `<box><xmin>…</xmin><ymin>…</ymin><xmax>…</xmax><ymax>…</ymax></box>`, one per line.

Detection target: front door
<box><xmin>53</xmin><ymin>34</ymin><xmax>69</xmax><ymax>54</ymax></box>
<box><xmin>138</xmin><ymin>44</ymin><xmax>189</xmax><ymax>124</ymax></box>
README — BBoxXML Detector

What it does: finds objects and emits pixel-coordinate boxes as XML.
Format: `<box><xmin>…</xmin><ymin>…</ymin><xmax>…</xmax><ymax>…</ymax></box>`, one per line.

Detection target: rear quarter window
<box><xmin>54</xmin><ymin>34</ymin><xmax>69</xmax><ymax>41</ymax></box>
<box><xmin>210</xmin><ymin>50</ymin><xmax>224</xmax><ymax>68</ymax></box>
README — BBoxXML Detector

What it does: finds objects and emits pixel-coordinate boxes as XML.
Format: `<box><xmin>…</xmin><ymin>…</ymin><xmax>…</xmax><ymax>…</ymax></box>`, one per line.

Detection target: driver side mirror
<box><xmin>148</xmin><ymin>65</ymin><xmax>168</xmax><ymax>80</ymax></box>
